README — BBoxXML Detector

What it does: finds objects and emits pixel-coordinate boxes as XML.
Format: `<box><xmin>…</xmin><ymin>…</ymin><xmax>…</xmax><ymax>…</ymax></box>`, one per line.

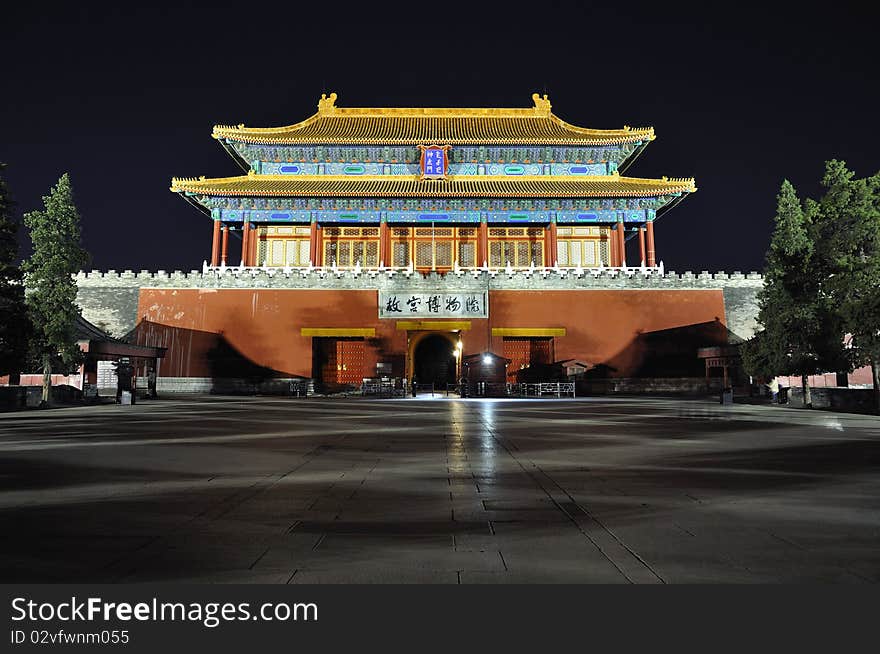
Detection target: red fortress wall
<box><xmin>134</xmin><ymin>288</ymin><xmax>727</xmax><ymax>379</ymax></box>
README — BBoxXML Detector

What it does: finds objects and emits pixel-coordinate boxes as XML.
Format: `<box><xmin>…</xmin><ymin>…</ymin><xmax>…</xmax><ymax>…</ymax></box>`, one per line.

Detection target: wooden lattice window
<box><xmin>321</xmin><ymin>226</ymin><xmax>380</xmax><ymax>267</ymax></box>
<box><xmin>260</xmin><ymin>225</ymin><xmax>312</xmax><ymax>267</ymax></box>
<box><xmin>389</xmin><ymin>226</ymin><xmax>475</xmax><ymax>270</ymax></box>
<box><xmin>488</xmin><ymin>226</ymin><xmax>545</xmax><ymax>267</ymax></box>
<box><xmin>556</xmin><ymin>226</ymin><xmax>608</xmax><ymax>268</ymax></box>
<box><xmin>392</xmin><ymin>240</ymin><xmax>410</xmax><ymax>267</ymax></box>
<box><xmin>458</xmin><ymin>241</ymin><xmax>476</xmax><ymax>267</ymax></box>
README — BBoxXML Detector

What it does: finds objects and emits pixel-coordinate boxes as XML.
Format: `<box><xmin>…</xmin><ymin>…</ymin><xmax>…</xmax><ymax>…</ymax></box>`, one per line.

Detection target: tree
<box><xmin>817</xmin><ymin>161</ymin><xmax>880</xmax><ymax>413</ymax></box>
<box><xmin>743</xmin><ymin>179</ymin><xmax>849</xmax><ymax>407</ymax></box>
<box><xmin>0</xmin><ymin>164</ymin><xmax>29</xmax><ymax>380</ymax></box>
<box><xmin>23</xmin><ymin>174</ymin><xmax>89</xmax><ymax>405</ymax></box>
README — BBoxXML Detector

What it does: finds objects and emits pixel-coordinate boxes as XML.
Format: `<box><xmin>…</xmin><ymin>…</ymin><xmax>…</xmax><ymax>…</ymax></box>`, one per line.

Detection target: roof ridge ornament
<box><xmin>318</xmin><ymin>92</ymin><xmax>338</xmax><ymax>115</ymax></box>
<box><xmin>531</xmin><ymin>92</ymin><xmax>551</xmax><ymax>115</ymax></box>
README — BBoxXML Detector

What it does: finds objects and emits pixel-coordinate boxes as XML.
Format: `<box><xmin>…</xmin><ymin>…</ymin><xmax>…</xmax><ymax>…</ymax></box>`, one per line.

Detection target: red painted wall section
<box><xmin>135</xmin><ymin>289</ymin><xmax>407</xmax><ymax>378</ymax></box>
<box><xmin>135</xmin><ymin>288</ymin><xmax>727</xmax><ymax>379</ymax></box>
<box><xmin>489</xmin><ymin>290</ymin><xmax>728</xmax><ymax>376</ymax></box>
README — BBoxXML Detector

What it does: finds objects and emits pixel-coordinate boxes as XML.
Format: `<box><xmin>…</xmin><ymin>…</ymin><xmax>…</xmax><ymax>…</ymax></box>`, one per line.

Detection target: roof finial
<box><xmin>318</xmin><ymin>92</ymin><xmax>338</xmax><ymax>115</ymax></box>
<box><xmin>531</xmin><ymin>92</ymin><xmax>551</xmax><ymax>115</ymax></box>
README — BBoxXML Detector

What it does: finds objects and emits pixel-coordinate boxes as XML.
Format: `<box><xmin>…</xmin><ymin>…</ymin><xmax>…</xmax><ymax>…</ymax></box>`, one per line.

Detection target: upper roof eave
<box><xmin>211</xmin><ymin>93</ymin><xmax>655</xmax><ymax>146</ymax></box>
<box><xmin>169</xmin><ymin>173</ymin><xmax>696</xmax><ymax>199</ymax></box>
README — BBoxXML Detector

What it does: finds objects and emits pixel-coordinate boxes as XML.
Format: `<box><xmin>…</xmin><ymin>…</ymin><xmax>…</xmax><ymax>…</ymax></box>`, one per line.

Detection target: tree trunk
<box><xmin>801</xmin><ymin>374</ymin><xmax>812</xmax><ymax>409</ymax></box>
<box><xmin>41</xmin><ymin>354</ymin><xmax>51</xmax><ymax>407</ymax></box>
<box><xmin>871</xmin><ymin>359</ymin><xmax>880</xmax><ymax>415</ymax></box>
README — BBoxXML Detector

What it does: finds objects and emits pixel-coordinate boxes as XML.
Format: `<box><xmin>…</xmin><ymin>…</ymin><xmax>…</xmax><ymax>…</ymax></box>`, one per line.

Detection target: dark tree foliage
<box><xmin>23</xmin><ymin>174</ymin><xmax>90</xmax><ymax>404</ymax></box>
<box><xmin>0</xmin><ymin>163</ymin><xmax>29</xmax><ymax>378</ymax></box>
<box><xmin>816</xmin><ymin>161</ymin><xmax>880</xmax><ymax>412</ymax></box>
<box><xmin>742</xmin><ymin>178</ymin><xmax>849</xmax><ymax>407</ymax></box>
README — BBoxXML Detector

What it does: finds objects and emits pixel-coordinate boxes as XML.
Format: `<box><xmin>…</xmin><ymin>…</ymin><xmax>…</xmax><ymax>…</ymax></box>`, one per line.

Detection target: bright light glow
<box><xmin>483</xmin><ymin>355</ymin><xmax>492</xmax><ymax>365</ymax></box>
<box><xmin>456</xmin><ymin>341</ymin><xmax>463</xmax><ymax>350</ymax></box>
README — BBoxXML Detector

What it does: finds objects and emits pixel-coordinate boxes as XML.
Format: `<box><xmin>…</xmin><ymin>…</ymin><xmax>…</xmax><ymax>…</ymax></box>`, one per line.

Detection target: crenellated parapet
<box><xmin>74</xmin><ymin>268</ymin><xmax>763</xmax><ymax>291</ymax></box>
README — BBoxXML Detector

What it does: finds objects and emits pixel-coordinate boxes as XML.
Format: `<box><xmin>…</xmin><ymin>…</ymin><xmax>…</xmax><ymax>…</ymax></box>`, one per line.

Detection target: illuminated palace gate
<box><xmin>170</xmin><ymin>93</ymin><xmax>695</xmax><ymax>387</ymax></box>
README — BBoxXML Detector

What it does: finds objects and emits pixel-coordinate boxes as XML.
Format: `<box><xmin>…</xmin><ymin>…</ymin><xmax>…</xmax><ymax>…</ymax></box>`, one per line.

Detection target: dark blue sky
<box><xmin>2</xmin><ymin>1</ymin><xmax>877</xmax><ymax>272</ymax></box>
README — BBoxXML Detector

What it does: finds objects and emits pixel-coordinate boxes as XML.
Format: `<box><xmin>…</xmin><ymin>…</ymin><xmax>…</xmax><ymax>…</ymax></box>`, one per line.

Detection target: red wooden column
<box><xmin>241</xmin><ymin>219</ymin><xmax>250</xmax><ymax>265</ymax></box>
<box><xmin>309</xmin><ymin>221</ymin><xmax>318</xmax><ymax>266</ymax></box>
<box><xmin>638</xmin><ymin>226</ymin><xmax>646</xmax><ymax>266</ymax></box>
<box><xmin>210</xmin><ymin>220</ymin><xmax>221</xmax><ymax>267</ymax></box>
<box><xmin>248</xmin><ymin>224</ymin><xmax>257</xmax><ymax>266</ymax></box>
<box><xmin>547</xmin><ymin>220</ymin><xmax>558</xmax><ymax>266</ymax></box>
<box><xmin>609</xmin><ymin>225</ymin><xmax>618</xmax><ymax>266</ymax></box>
<box><xmin>314</xmin><ymin>224</ymin><xmax>323</xmax><ymax>267</ymax></box>
<box><xmin>379</xmin><ymin>219</ymin><xmax>389</xmax><ymax>267</ymax></box>
<box><xmin>646</xmin><ymin>220</ymin><xmax>656</xmax><ymax>267</ymax></box>
<box><xmin>617</xmin><ymin>219</ymin><xmax>627</xmax><ymax>267</ymax></box>
<box><xmin>478</xmin><ymin>220</ymin><xmax>489</xmax><ymax>267</ymax></box>
<box><xmin>221</xmin><ymin>225</ymin><xmax>229</xmax><ymax>266</ymax></box>
<box><xmin>544</xmin><ymin>224</ymin><xmax>552</xmax><ymax>265</ymax></box>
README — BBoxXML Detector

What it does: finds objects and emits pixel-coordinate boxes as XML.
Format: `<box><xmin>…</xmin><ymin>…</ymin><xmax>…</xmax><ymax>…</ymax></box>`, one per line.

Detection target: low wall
<box><xmin>17</xmin><ymin>374</ymin><xmax>82</xmax><ymax>390</ymax></box>
<box><xmin>579</xmin><ymin>377</ymin><xmax>724</xmax><ymax>395</ymax></box>
<box><xmin>0</xmin><ymin>385</ymin><xmax>84</xmax><ymax>409</ymax></box>
<box><xmin>787</xmin><ymin>387</ymin><xmax>878</xmax><ymax>414</ymax></box>
<box><xmin>148</xmin><ymin>377</ymin><xmax>313</xmax><ymax>395</ymax></box>
<box><xmin>0</xmin><ymin>386</ymin><xmax>27</xmax><ymax>410</ymax></box>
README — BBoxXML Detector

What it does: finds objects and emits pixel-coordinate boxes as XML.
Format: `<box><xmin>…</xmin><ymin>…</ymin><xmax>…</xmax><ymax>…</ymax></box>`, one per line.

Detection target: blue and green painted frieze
<box><xmin>231</xmin><ymin>143</ymin><xmax>640</xmax><ymax>174</ymax></box>
<box><xmin>199</xmin><ymin>195</ymin><xmax>672</xmax><ymax>213</ymax></box>
<box><xmin>209</xmin><ymin>207</ymin><xmax>658</xmax><ymax>225</ymax></box>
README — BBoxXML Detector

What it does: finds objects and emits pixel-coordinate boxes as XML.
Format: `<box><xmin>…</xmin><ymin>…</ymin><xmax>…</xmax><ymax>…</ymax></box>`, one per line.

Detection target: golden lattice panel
<box><xmin>392</xmin><ymin>242</ymin><xmax>409</xmax><ymax>266</ymax></box>
<box><xmin>458</xmin><ymin>242</ymin><xmax>475</xmax><ymax>267</ymax></box>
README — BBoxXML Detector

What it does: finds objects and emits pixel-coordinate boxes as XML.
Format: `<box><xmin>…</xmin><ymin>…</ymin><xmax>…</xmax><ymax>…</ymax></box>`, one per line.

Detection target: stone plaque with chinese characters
<box><xmin>379</xmin><ymin>291</ymin><xmax>488</xmax><ymax>318</ymax></box>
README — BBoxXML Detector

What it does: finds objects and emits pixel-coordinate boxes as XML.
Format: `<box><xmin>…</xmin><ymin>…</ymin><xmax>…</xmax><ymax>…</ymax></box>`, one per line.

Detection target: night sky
<box><xmin>2</xmin><ymin>1</ymin><xmax>877</xmax><ymax>273</ymax></box>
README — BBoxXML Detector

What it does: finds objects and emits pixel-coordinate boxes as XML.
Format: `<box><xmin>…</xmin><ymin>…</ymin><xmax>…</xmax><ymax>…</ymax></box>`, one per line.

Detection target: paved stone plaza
<box><xmin>1</xmin><ymin>396</ymin><xmax>878</xmax><ymax>583</ymax></box>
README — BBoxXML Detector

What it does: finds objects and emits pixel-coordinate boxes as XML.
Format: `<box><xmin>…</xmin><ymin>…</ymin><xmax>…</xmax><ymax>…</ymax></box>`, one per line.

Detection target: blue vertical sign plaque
<box><xmin>418</xmin><ymin>144</ymin><xmax>452</xmax><ymax>180</ymax></box>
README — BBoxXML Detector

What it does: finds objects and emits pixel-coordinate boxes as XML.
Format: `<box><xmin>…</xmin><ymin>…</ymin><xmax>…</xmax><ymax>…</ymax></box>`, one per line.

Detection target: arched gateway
<box><xmin>411</xmin><ymin>332</ymin><xmax>457</xmax><ymax>387</ymax></box>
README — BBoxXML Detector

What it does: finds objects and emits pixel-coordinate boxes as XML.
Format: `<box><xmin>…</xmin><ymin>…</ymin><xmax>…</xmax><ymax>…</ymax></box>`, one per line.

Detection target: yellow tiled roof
<box><xmin>170</xmin><ymin>173</ymin><xmax>696</xmax><ymax>198</ymax></box>
<box><xmin>212</xmin><ymin>93</ymin><xmax>655</xmax><ymax>146</ymax></box>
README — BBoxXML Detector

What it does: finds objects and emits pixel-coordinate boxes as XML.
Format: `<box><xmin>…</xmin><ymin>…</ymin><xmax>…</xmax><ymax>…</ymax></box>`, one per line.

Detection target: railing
<box><xmin>413</xmin><ymin>383</ymin><xmax>436</xmax><ymax>397</ymax></box>
<box><xmin>361</xmin><ymin>378</ymin><xmax>406</xmax><ymax>397</ymax></box>
<box><xmin>516</xmin><ymin>382</ymin><xmax>575</xmax><ymax>398</ymax></box>
<box><xmin>361</xmin><ymin>380</ymin><xmax>575</xmax><ymax>399</ymax></box>
<box><xmin>459</xmin><ymin>382</ymin><xmax>575</xmax><ymax>398</ymax></box>
<box><xmin>461</xmin><ymin>382</ymin><xmax>511</xmax><ymax>398</ymax></box>
<box><xmin>201</xmin><ymin>261</ymin><xmax>665</xmax><ymax>277</ymax></box>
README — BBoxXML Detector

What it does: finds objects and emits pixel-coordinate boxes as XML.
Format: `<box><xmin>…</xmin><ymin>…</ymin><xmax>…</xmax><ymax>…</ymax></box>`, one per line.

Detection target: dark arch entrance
<box><xmin>413</xmin><ymin>333</ymin><xmax>456</xmax><ymax>387</ymax></box>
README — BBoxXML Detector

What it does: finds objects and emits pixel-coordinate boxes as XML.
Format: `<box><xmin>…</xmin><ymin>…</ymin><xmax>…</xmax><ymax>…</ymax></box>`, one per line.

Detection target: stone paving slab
<box><xmin>1</xmin><ymin>396</ymin><xmax>878</xmax><ymax>583</ymax></box>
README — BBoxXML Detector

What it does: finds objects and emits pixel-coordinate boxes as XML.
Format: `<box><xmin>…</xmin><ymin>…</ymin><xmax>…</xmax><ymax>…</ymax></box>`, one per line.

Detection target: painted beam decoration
<box><xmin>418</xmin><ymin>144</ymin><xmax>452</xmax><ymax>180</ymax></box>
<box><xmin>379</xmin><ymin>291</ymin><xmax>488</xmax><ymax>318</ymax></box>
